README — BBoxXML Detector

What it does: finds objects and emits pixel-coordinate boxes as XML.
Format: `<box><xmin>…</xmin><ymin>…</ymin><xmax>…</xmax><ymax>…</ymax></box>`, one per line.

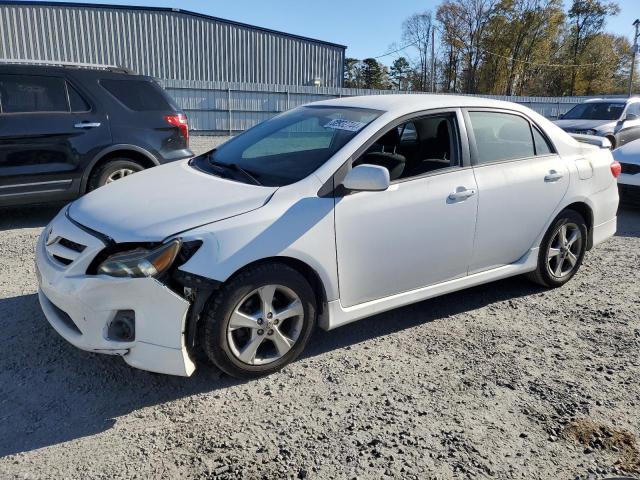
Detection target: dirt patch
<box><xmin>564</xmin><ymin>418</ymin><xmax>640</xmax><ymax>474</ymax></box>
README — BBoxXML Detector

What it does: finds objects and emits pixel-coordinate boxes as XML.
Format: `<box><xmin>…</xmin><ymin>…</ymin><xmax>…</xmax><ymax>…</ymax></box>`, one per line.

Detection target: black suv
<box><xmin>0</xmin><ymin>63</ymin><xmax>193</xmax><ymax>206</ymax></box>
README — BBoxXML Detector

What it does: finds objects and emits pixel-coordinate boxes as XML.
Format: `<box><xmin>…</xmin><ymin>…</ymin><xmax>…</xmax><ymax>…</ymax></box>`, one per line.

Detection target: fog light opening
<box><xmin>107</xmin><ymin>310</ymin><xmax>136</xmax><ymax>342</ymax></box>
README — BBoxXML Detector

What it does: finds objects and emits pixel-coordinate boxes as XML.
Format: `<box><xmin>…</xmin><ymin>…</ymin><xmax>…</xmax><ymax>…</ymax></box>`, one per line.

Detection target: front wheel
<box><xmin>201</xmin><ymin>263</ymin><xmax>316</xmax><ymax>379</ymax></box>
<box><xmin>526</xmin><ymin>209</ymin><xmax>588</xmax><ymax>288</ymax></box>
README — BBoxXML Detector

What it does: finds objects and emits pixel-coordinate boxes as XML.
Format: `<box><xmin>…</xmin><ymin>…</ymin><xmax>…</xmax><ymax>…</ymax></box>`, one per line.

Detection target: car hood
<box><xmin>68</xmin><ymin>160</ymin><xmax>277</xmax><ymax>243</ymax></box>
<box><xmin>553</xmin><ymin>119</ymin><xmax>614</xmax><ymax>132</ymax></box>
<box><xmin>613</xmin><ymin>139</ymin><xmax>640</xmax><ymax>165</ymax></box>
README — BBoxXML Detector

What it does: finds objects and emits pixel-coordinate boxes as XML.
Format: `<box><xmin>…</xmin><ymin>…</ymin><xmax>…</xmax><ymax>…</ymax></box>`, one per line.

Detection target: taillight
<box><xmin>165</xmin><ymin>114</ymin><xmax>189</xmax><ymax>146</ymax></box>
<box><xmin>610</xmin><ymin>161</ymin><xmax>621</xmax><ymax>178</ymax></box>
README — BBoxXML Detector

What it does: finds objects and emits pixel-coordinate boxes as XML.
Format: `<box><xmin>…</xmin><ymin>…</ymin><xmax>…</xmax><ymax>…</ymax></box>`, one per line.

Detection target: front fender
<box><xmin>176</xmin><ymin>182</ymin><xmax>340</xmax><ymax>303</ymax></box>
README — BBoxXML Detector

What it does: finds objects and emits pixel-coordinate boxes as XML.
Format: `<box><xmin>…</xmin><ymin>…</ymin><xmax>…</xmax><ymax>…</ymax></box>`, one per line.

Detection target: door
<box><xmin>334</xmin><ymin>111</ymin><xmax>478</xmax><ymax>308</ymax></box>
<box><xmin>465</xmin><ymin>110</ymin><xmax>570</xmax><ymax>274</ymax></box>
<box><xmin>616</xmin><ymin>102</ymin><xmax>640</xmax><ymax>147</ymax></box>
<box><xmin>0</xmin><ymin>74</ymin><xmax>110</xmax><ymax>205</ymax></box>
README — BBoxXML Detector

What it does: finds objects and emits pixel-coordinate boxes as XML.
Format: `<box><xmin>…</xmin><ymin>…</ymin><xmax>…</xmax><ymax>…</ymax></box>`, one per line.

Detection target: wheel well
<box><xmin>605</xmin><ymin>135</ymin><xmax>616</xmax><ymax>149</ymax></box>
<box><xmin>85</xmin><ymin>149</ymin><xmax>156</xmax><ymax>192</ymax></box>
<box><xmin>225</xmin><ymin>257</ymin><xmax>328</xmax><ymax>317</ymax></box>
<box><xmin>564</xmin><ymin>202</ymin><xmax>594</xmax><ymax>249</ymax></box>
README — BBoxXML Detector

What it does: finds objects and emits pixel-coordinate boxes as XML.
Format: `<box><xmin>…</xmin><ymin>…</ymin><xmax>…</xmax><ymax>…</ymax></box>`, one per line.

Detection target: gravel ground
<box><xmin>0</xmin><ymin>204</ymin><xmax>638</xmax><ymax>480</ymax></box>
<box><xmin>189</xmin><ymin>135</ymin><xmax>231</xmax><ymax>156</ymax></box>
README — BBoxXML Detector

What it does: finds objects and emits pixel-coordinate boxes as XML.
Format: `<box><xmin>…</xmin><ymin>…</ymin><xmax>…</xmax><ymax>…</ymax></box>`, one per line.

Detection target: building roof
<box><xmin>0</xmin><ymin>1</ymin><xmax>347</xmax><ymax>49</ymax></box>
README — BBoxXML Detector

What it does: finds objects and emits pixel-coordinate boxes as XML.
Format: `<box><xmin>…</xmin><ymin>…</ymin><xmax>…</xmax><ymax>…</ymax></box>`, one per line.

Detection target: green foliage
<box><xmin>345</xmin><ymin>0</ymin><xmax>630</xmax><ymax>96</ymax></box>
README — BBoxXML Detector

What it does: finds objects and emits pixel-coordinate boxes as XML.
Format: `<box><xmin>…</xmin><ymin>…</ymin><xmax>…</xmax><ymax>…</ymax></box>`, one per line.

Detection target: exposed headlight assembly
<box><xmin>97</xmin><ymin>239</ymin><xmax>182</xmax><ymax>278</ymax></box>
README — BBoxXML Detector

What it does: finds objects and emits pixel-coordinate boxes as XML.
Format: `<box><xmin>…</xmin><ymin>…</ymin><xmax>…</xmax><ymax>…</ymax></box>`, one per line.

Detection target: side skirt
<box><xmin>322</xmin><ymin>248</ymin><xmax>539</xmax><ymax>331</ymax></box>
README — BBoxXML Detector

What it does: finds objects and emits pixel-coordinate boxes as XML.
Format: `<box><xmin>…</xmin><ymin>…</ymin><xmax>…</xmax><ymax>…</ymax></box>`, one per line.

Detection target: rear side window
<box><xmin>101</xmin><ymin>79</ymin><xmax>172</xmax><ymax>111</ymax></box>
<box><xmin>532</xmin><ymin>127</ymin><xmax>552</xmax><ymax>155</ymax></box>
<box><xmin>67</xmin><ymin>83</ymin><xmax>90</xmax><ymax>112</ymax></box>
<box><xmin>468</xmin><ymin>111</ymin><xmax>535</xmax><ymax>164</ymax></box>
<box><xmin>0</xmin><ymin>75</ymin><xmax>68</xmax><ymax>113</ymax></box>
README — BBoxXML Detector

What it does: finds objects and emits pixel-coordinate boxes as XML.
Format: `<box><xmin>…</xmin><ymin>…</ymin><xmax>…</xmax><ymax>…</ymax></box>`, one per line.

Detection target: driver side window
<box><xmin>353</xmin><ymin>113</ymin><xmax>460</xmax><ymax>182</ymax></box>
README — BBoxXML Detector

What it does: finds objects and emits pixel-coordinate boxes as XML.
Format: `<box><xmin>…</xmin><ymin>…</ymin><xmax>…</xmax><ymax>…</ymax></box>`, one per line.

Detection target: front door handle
<box><xmin>448</xmin><ymin>187</ymin><xmax>476</xmax><ymax>201</ymax></box>
<box><xmin>74</xmin><ymin>122</ymin><xmax>101</xmax><ymax>129</ymax></box>
<box><xmin>544</xmin><ymin>170</ymin><xmax>564</xmax><ymax>182</ymax></box>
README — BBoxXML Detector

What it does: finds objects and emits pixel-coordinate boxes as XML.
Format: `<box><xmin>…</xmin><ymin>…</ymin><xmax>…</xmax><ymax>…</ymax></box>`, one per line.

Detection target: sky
<box><xmin>28</xmin><ymin>0</ymin><xmax>640</xmax><ymax>65</ymax></box>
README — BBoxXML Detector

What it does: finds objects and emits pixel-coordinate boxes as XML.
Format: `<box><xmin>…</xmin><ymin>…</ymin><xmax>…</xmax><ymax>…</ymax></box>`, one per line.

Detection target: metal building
<box><xmin>0</xmin><ymin>1</ymin><xmax>346</xmax><ymax>87</ymax></box>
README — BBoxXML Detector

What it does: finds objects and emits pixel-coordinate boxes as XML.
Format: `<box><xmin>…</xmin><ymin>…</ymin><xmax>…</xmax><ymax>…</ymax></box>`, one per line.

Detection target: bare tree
<box><xmin>402</xmin><ymin>12</ymin><xmax>433</xmax><ymax>91</ymax></box>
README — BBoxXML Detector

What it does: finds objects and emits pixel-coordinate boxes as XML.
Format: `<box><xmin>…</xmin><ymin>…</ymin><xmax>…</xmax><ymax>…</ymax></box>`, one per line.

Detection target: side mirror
<box><xmin>343</xmin><ymin>164</ymin><xmax>390</xmax><ymax>192</ymax></box>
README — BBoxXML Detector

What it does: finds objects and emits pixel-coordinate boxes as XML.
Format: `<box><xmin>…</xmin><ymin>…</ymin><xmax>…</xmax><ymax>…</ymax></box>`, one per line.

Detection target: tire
<box><xmin>526</xmin><ymin>209</ymin><xmax>588</xmax><ymax>288</ymax></box>
<box><xmin>88</xmin><ymin>158</ymin><xmax>145</xmax><ymax>191</ymax></box>
<box><xmin>201</xmin><ymin>263</ymin><xmax>317</xmax><ymax>379</ymax></box>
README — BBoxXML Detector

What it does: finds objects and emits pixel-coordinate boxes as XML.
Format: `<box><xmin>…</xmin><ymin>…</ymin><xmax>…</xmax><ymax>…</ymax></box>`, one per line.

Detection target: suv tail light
<box><xmin>610</xmin><ymin>161</ymin><xmax>621</xmax><ymax>178</ymax></box>
<box><xmin>165</xmin><ymin>114</ymin><xmax>189</xmax><ymax>146</ymax></box>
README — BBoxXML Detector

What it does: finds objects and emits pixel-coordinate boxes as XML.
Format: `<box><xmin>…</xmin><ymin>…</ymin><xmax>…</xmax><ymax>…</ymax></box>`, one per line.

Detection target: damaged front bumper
<box><xmin>35</xmin><ymin>209</ymin><xmax>196</xmax><ymax>377</ymax></box>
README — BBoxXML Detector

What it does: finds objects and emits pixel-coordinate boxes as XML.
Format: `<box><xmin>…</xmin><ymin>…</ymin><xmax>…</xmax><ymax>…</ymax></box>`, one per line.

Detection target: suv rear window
<box><xmin>0</xmin><ymin>75</ymin><xmax>68</xmax><ymax>113</ymax></box>
<box><xmin>101</xmin><ymin>79</ymin><xmax>172</xmax><ymax>111</ymax></box>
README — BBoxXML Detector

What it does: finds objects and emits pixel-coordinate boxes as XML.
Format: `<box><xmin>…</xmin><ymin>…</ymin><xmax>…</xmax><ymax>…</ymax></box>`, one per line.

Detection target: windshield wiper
<box><xmin>207</xmin><ymin>156</ymin><xmax>262</xmax><ymax>186</ymax></box>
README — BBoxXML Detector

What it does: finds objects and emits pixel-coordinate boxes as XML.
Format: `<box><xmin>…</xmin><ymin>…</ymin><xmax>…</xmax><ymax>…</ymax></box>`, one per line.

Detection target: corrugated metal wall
<box><xmin>0</xmin><ymin>2</ymin><xmax>345</xmax><ymax>87</ymax></box>
<box><xmin>161</xmin><ymin>79</ymin><xmax>625</xmax><ymax>134</ymax></box>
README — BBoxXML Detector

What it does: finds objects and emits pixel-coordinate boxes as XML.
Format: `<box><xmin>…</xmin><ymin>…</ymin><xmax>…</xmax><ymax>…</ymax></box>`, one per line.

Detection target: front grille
<box><xmin>45</xmin><ymin>234</ymin><xmax>87</xmax><ymax>267</ymax></box>
<box><xmin>621</xmin><ymin>163</ymin><xmax>640</xmax><ymax>175</ymax></box>
<box><xmin>52</xmin><ymin>255</ymin><xmax>73</xmax><ymax>265</ymax></box>
<box><xmin>58</xmin><ymin>237</ymin><xmax>86</xmax><ymax>253</ymax></box>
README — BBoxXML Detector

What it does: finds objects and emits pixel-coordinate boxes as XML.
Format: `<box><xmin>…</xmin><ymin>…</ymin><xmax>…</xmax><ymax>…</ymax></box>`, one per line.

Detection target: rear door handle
<box><xmin>544</xmin><ymin>170</ymin><xmax>564</xmax><ymax>182</ymax></box>
<box><xmin>448</xmin><ymin>187</ymin><xmax>476</xmax><ymax>201</ymax></box>
<box><xmin>74</xmin><ymin>122</ymin><xmax>101</xmax><ymax>129</ymax></box>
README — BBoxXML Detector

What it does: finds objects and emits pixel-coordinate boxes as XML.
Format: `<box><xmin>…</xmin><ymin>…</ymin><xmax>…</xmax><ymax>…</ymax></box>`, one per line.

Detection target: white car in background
<box><xmin>612</xmin><ymin>138</ymin><xmax>640</xmax><ymax>203</ymax></box>
<box><xmin>35</xmin><ymin>95</ymin><xmax>620</xmax><ymax>379</ymax></box>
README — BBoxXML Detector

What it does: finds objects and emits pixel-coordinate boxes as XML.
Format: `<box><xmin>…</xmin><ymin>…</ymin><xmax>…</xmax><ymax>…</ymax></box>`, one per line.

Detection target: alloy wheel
<box><xmin>106</xmin><ymin>168</ymin><xmax>136</xmax><ymax>183</ymax></box>
<box><xmin>546</xmin><ymin>222</ymin><xmax>583</xmax><ymax>279</ymax></box>
<box><xmin>227</xmin><ymin>284</ymin><xmax>304</xmax><ymax>365</ymax></box>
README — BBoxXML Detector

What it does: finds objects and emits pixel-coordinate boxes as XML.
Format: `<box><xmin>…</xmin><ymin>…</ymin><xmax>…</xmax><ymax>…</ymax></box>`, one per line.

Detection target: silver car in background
<box><xmin>554</xmin><ymin>97</ymin><xmax>640</xmax><ymax>149</ymax></box>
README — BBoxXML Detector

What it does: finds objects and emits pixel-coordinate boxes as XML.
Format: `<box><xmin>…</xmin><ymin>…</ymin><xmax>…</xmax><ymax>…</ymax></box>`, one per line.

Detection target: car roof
<box><xmin>0</xmin><ymin>62</ymin><xmax>145</xmax><ymax>78</ymax></box>
<box><xmin>308</xmin><ymin>94</ymin><xmax>533</xmax><ymax>114</ymax></box>
<box><xmin>583</xmin><ymin>97</ymin><xmax>639</xmax><ymax>104</ymax></box>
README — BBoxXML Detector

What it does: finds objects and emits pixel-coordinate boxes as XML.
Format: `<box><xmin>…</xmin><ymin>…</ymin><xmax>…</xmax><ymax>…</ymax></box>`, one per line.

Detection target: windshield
<box><xmin>563</xmin><ymin>102</ymin><xmax>624</xmax><ymax>121</ymax></box>
<box><xmin>190</xmin><ymin>106</ymin><xmax>382</xmax><ymax>186</ymax></box>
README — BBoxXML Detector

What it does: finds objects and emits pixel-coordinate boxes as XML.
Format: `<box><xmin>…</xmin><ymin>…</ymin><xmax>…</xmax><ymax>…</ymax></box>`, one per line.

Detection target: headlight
<box><xmin>586</xmin><ymin>129</ymin><xmax>598</xmax><ymax>135</ymax></box>
<box><xmin>97</xmin><ymin>239</ymin><xmax>182</xmax><ymax>278</ymax></box>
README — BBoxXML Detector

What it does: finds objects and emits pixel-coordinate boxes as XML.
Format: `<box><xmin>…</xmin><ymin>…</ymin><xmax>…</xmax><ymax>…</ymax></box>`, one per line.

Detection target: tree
<box><xmin>567</xmin><ymin>0</ymin><xmax>620</xmax><ymax>95</ymax></box>
<box><xmin>343</xmin><ymin>57</ymin><xmax>362</xmax><ymax>88</ymax></box>
<box><xmin>436</xmin><ymin>0</ymin><xmax>499</xmax><ymax>93</ymax></box>
<box><xmin>436</xmin><ymin>1</ymin><xmax>465</xmax><ymax>92</ymax></box>
<box><xmin>360</xmin><ymin>58</ymin><xmax>389</xmax><ymax>89</ymax></box>
<box><xmin>389</xmin><ymin>57</ymin><xmax>412</xmax><ymax>90</ymax></box>
<box><xmin>402</xmin><ymin>12</ymin><xmax>433</xmax><ymax>91</ymax></box>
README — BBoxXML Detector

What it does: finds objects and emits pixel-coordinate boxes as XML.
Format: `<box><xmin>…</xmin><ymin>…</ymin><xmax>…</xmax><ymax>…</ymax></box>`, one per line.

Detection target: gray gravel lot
<box><xmin>0</xmin><ymin>204</ymin><xmax>638</xmax><ymax>479</ymax></box>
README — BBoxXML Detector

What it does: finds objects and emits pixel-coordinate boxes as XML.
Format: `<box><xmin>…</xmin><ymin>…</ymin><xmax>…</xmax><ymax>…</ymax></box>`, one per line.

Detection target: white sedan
<box><xmin>35</xmin><ymin>95</ymin><xmax>620</xmax><ymax>378</ymax></box>
<box><xmin>612</xmin><ymin>138</ymin><xmax>640</xmax><ymax>203</ymax></box>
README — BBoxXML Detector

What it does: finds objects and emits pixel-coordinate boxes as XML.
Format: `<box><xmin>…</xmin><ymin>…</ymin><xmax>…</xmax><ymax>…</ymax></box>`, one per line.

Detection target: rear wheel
<box><xmin>526</xmin><ymin>209</ymin><xmax>587</xmax><ymax>288</ymax></box>
<box><xmin>201</xmin><ymin>263</ymin><xmax>316</xmax><ymax>379</ymax></box>
<box><xmin>88</xmin><ymin>158</ymin><xmax>145</xmax><ymax>191</ymax></box>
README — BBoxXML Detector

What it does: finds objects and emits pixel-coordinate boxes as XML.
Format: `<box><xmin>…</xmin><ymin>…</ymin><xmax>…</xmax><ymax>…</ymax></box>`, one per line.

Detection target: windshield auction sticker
<box><xmin>324</xmin><ymin>119</ymin><xmax>366</xmax><ymax>132</ymax></box>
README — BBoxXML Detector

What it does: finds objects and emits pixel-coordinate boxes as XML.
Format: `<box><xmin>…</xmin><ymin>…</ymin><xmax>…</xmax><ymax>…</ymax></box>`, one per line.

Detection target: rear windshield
<box><xmin>563</xmin><ymin>102</ymin><xmax>624</xmax><ymax>121</ymax></box>
<box><xmin>100</xmin><ymin>79</ymin><xmax>173</xmax><ymax>111</ymax></box>
<box><xmin>191</xmin><ymin>106</ymin><xmax>382</xmax><ymax>187</ymax></box>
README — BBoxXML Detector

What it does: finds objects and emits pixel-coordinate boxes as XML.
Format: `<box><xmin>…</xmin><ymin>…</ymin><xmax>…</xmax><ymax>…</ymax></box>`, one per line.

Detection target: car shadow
<box><xmin>0</xmin><ymin>205</ymin><xmax>64</xmax><ymax>232</ymax></box>
<box><xmin>616</xmin><ymin>206</ymin><xmax>640</xmax><ymax>239</ymax></box>
<box><xmin>0</xmin><ymin>276</ymin><xmax>543</xmax><ymax>458</ymax></box>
